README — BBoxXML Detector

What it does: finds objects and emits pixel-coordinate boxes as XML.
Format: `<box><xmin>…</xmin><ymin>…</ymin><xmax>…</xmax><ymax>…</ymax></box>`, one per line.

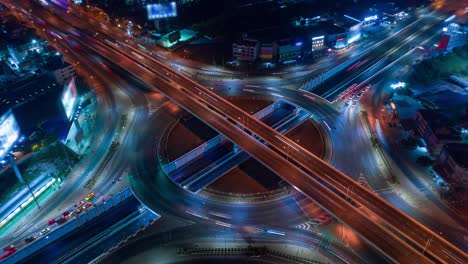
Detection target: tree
<box><xmin>400</xmin><ymin>138</ymin><xmax>417</xmax><ymax>150</ymax></box>
<box><xmin>416</xmin><ymin>156</ymin><xmax>433</xmax><ymax>167</ymax></box>
<box><xmin>40</xmin><ymin>132</ymin><xmax>58</xmax><ymax>148</ymax></box>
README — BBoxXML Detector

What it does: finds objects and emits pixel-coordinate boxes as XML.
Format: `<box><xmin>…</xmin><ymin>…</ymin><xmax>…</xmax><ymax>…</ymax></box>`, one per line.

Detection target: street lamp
<box><xmin>8</xmin><ymin>154</ymin><xmax>40</xmax><ymax>209</ymax></box>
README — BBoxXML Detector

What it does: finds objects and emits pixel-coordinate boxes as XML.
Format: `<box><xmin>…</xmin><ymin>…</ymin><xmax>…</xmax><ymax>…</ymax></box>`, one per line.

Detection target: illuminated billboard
<box><xmin>0</xmin><ymin>111</ymin><xmax>20</xmax><ymax>159</ymax></box>
<box><xmin>347</xmin><ymin>23</ymin><xmax>362</xmax><ymax>45</ymax></box>
<box><xmin>147</xmin><ymin>2</ymin><xmax>177</xmax><ymax>20</ymax></box>
<box><xmin>61</xmin><ymin>77</ymin><xmax>78</xmax><ymax>120</ymax></box>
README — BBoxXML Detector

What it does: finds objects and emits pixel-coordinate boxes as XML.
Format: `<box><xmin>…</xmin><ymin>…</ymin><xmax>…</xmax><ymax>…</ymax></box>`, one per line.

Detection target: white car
<box><xmin>39</xmin><ymin>228</ymin><xmax>50</xmax><ymax>236</ymax></box>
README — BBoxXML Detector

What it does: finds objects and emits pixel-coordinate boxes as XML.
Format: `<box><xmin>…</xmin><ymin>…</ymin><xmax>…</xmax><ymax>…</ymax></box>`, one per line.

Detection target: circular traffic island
<box><xmin>163</xmin><ymin>97</ymin><xmax>327</xmax><ymax>202</ymax></box>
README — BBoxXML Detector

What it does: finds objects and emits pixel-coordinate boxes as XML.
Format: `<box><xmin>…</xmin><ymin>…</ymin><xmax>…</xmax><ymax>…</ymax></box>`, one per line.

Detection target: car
<box><xmin>2</xmin><ymin>245</ymin><xmax>15</xmax><ymax>252</ymax></box>
<box><xmin>39</xmin><ymin>228</ymin><xmax>50</xmax><ymax>236</ymax></box>
<box><xmin>56</xmin><ymin>217</ymin><xmax>68</xmax><ymax>225</ymax></box>
<box><xmin>0</xmin><ymin>247</ymin><xmax>16</xmax><ymax>260</ymax></box>
<box><xmin>85</xmin><ymin>192</ymin><xmax>95</xmax><ymax>201</ymax></box>
<box><xmin>62</xmin><ymin>211</ymin><xmax>70</xmax><ymax>218</ymax></box>
<box><xmin>48</xmin><ymin>218</ymin><xmax>56</xmax><ymax>225</ymax></box>
<box><xmin>24</xmin><ymin>236</ymin><xmax>36</xmax><ymax>243</ymax></box>
<box><xmin>70</xmin><ymin>209</ymin><xmax>81</xmax><ymax>218</ymax></box>
<box><xmin>83</xmin><ymin>202</ymin><xmax>93</xmax><ymax>210</ymax></box>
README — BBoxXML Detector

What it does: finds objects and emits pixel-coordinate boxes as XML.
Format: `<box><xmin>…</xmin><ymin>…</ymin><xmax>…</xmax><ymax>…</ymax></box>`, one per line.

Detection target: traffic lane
<box><xmin>169</xmin><ymin>45</ymin><xmax>463</xmax><ymax>262</ymax></box>
<box><xmin>213</xmin><ymin>86</ymin><xmax>339</xmax><ymax>122</ymax></box>
<box><xmin>60</xmin><ymin>209</ymin><xmax>159</xmax><ymax>264</ymax></box>
<box><xmin>101</xmin><ymin>45</ymin><xmax>312</xmax><ymax>227</ymax></box>
<box><xmin>130</xmin><ymin>102</ymin><xmax>310</xmax><ymax>227</ymax></box>
<box><xmin>74</xmin><ymin>11</ymin><xmax>464</xmax><ymax>262</ymax></box>
<box><xmin>76</xmin><ymin>16</ymin><xmax>462</xmax><ymax>263</ymax></box>
<box><xmin>25</xmin><ymin>0</ymin><xmax>352</xmax><ymax>219</ymax></box>
<box><xmin>46</xmin><ymin>0</ymin><xmax>417</xmax><ymax>94</ymax></box>
<box><xmin>69</xmin><ymin>19</ymin><xmax>441</xmax><ymax>263</ymax></box>
<box><xmin>310</xmin><ymin>14</ymin><xmax>432</xmax><ymax>96</ymax></box>
<box><xmin>61</xmin><ymin>2</ymin><xmax>331</xmax><ymax>87</ymax></box>
<box><xmin>0</xmin><ymin>34</ymin><xmax>121</xmax><ymax>246</ymax></box>
<box><xmin>100</xmin><ymin>43</ymin><xmax>429</xmax><ymax>263</ymax></box>
<box><xmin>321</xmin><ymin>14</ymin><xmax>441</xmax><ymax>96</ymax></box>
<box><xmin>117</xmin><ymin>55</ymin><xmax>432</xmax><ymax>263</ymax></box>
<box><xmin>363</xmin><ymin>68</ymin><xmax>468</xmax><ymax>248</ymax></box>
<box><xmin>11</xmin><ymin>2</ymin><xmax>460</xmax><ymax>262</ymax></box>
<box><xmin>316</xmin><ymin>16</ymin><xmax>445</xmax><ymax>99</ymax></box>
<box><xmin>0</xmin><ymin>0</ymin><xmax>402</xmax><ymax>256</ymax></box>
<box><xmin>329</xmin><ymin>100</ymin><xmax>389</xmax><ymax>190</ymax></box>
<box><xmin>16</xmin><ymin>197</ymin><xmax>141</xmax><ymax>264</ymax></box>
<box><xmin>2</xmin><ymin>9</ymin><xmax>152</xmax><ymax>254</ymax></box>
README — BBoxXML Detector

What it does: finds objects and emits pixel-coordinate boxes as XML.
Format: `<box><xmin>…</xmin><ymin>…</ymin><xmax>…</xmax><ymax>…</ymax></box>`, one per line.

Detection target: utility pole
<box><xmin>8</xmin><ymin>154</ymin><xmax>40</xmax><ymax>209</ymax></box>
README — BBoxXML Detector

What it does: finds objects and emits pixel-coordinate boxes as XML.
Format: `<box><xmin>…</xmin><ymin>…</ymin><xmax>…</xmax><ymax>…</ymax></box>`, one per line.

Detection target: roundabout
<box><xmin>130</xmin><ymin>87</ymin><xmax>337</xmax><ymax>229</ymax></box>
<box><xmin>2</xmin><ymin>1</ymin><xmax>466</xmax><ymax>263</ymax></box>
<box><xmin>163</xmin><ymin>96</ymin><xmax>328</xmax><ymax>202</ymax></box>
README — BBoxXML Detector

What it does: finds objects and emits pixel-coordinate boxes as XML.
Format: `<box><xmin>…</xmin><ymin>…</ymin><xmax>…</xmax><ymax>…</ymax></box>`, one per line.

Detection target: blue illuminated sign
<box><xmin>0</xmin><ymin>111</ymin><xmax>20</xmax><ymax>159</ymax></box>
<box><xmin>364</xmin><ymin>15</ymin><xmax>378</xmax><ymax>22</ymax></box>
<box><xmin>147</xmin><ymin>2</ymin><xmax>177</xmax><ymax>20</ymax></box>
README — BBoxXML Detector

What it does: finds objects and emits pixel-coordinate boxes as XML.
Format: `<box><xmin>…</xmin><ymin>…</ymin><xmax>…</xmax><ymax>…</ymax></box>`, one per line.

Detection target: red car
<box><xmin>48</xmin><ymin>218</ymin><xmax>56</xmax><ymax>226</ymax></box>
<box><xmin>2</xmin><ymin>245</ymin><xmax>15</xmax><ymax>252</ymax></box>
<box><xmin>0</xmin><ymin>246</ymin><xmax>17</xmax><ymax>260</ymax></box>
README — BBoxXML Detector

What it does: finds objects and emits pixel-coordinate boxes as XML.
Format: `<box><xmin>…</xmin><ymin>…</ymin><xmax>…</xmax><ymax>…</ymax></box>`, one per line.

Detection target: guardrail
<box><xmin>162</xmin><ymin>100</ymin><xmax>284</xmax><ymax>174</ymax></box>
<box><xmin>300</xmin><ymin>55</ymin><xmax>363</xmax><ymax>92</ymax></box>
<box><xmin>179</xmin><ymin>246</ymin><xmax>327</xmax><ymax>264</ymax></box>
<box><xmin>203</xmin><ymin>186</ymin><xmax>290</xmax><ymax>202</ymax></box>
<box><xmin>2</xmin><ymin>188</ymin><xmax>135</xmax><ymax>264</ymax></box>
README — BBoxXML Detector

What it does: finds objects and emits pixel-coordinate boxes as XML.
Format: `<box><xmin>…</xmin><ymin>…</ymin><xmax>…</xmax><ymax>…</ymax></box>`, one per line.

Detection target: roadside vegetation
<box><xmin>0</xmin><ymin>142</ymin><xmax>78</xmax><ymax>204</ymax></box>
<box><xmin>408</xmin><ymin>44</ymin><xmax>468</xmax><ymax>85</ymax></box>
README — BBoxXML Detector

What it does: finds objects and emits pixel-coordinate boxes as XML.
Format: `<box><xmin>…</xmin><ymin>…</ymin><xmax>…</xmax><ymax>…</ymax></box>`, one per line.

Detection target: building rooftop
<box><xmin>234</xmin><ymin>39</ymin><xmax>259</xmax><ymax>47</ymax></box>
<box><xmin>419</xmin><ymin>89</ymin><xmax>468</xmax><ymax>110</ymax></box>
<box><xmin>393</xmin><ymin>94</ymin><xmax>423</xmax><ymax>120</ymax></box>
<box><xmin>318</xmin><ymin>21</ymin><xmax>346</xmax><ymax>35</ymax></box>
<box><xmin>418</xmin><ymin>109</ymin><xmax>451</xmax><ymax>125</ymax></box>
<box><xmin>444</xmin><ymin>143</ymin><xmax>468</xmax><ymax>169</ymax></box>
<box><xmin>417</xmin><ymin>109</ymin><xmax>461</xmax><ymax>140</ymax></box>
<box><xmin>0</xmin><ymin>74</ymin><xmax>59</xmax><ymax>114</ymax></box>
<box><xmin>43</xmin><ymin>55</ymin><xmax>71</xmax><ymax>72</ymax></box>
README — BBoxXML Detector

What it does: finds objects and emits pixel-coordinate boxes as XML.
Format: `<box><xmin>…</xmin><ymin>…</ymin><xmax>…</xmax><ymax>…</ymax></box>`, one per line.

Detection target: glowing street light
<box><xmin>391</xmin><ymin>82</ymin><xmax>406</xmax><ymax>89</ymax></box>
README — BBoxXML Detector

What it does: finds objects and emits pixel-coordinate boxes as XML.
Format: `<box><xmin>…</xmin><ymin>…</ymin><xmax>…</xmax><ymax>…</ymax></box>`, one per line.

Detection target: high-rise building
<box><xmin>232</xmin><ymin>39</ymin><xmax>260</xmax><ymax>62</ymax></box>
<box><xmin>273</xmin><ymin>39</ymin><xmax>302</xmax><ymax>64</ymax></box>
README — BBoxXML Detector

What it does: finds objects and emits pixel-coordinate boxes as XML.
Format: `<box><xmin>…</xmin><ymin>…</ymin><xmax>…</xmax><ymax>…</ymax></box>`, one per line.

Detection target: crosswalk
<box><xmin>295</xmin><ymin>213</ymin><xmax>332</xmax><ymax>231</ymax></box>
<box><xmin>295</xmin><ymin>221</ymin><xmax>317</xmax><ymax>231</ymax></box>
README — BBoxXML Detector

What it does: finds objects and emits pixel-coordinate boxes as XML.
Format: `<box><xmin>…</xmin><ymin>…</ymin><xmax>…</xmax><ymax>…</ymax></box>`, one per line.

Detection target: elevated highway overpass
<box><xmin>4</xmin><ymin>1</ymin><xmax>466</xmax><ymax>263</ymax></box>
